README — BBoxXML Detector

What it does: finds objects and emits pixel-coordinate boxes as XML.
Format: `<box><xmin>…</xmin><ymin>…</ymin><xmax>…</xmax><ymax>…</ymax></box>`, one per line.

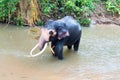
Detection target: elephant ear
<box><xmin>58</xmin><ymin>29</ymin><xmax>69</xmax><ymax>40</ymax></box>
<box><xmin>54</xmin><ymin>21</ymin><xmax>69</xmax><ymax>40</ymax></box>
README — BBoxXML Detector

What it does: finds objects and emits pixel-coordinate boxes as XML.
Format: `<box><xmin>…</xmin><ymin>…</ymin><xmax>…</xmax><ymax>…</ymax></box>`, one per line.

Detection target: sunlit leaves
<box><xmin>40</xmin><ymin>0</ymin><xmax>95</xmax><ymax>26</ymax></box>
<box><xmin>106</xmin><ymin>0</ymin><xmax>120</xmax><ymax>16</ymax></box>
<box><xmin>0</xmin><ymin>0</ymin><xmax>20</xmax><ymax>21</ymax></box>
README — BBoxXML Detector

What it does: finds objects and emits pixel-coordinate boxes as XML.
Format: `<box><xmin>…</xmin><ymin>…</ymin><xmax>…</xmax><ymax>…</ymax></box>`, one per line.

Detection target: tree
<box><xmin>0</xmin><ymin>0</ymin><xmax>42</xmax><ymax>26</ymax></box>
<box><xmin>16</xmin><ymin>0</ymin><xmax>42</xmax><ymax>26</ymax></box>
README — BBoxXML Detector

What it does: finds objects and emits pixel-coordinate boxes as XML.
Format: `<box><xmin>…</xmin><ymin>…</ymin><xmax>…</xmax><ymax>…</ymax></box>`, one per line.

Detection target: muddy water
<box><xmin>0</xmin><ymin>24</ymin><xmax>120</xmax><ymax>80</ymax></box>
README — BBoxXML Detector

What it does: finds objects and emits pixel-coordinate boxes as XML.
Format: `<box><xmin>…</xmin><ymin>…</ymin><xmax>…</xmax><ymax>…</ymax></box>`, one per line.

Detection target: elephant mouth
<box><xmin>49</xmin><ymin>36</ymin><xmax>56</xmax><ymax>41</ymax></box>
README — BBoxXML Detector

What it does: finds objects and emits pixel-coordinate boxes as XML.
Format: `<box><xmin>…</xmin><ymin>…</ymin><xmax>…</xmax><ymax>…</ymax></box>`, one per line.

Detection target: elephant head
<box><xmin>39</xmin><ymin>19</ymin><xmax>70</xmax><ymax>50</ymax></box>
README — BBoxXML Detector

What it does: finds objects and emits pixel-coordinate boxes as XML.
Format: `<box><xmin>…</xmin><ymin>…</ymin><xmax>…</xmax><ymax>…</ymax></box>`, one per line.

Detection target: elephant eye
<box><xmin>49</xmin><ymin>31</ymin><xmax>53</xmax><ymax>35</ymax></box>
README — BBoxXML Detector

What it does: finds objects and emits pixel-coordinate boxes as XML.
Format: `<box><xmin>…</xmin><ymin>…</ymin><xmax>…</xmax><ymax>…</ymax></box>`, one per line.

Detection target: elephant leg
<box><xmin>67</xmin><ymin>45</ymin><xmax>72</xmax><ymax>50</ymax></box>
<box><xmin>55</xmin><ymin>41</ymin><xmax>64</xmax><ymax>60</ymax></box>
<box><xmin>74</xmin><ymin>38</ymin><xmax>80</xmax><ymax>51</ymax></box>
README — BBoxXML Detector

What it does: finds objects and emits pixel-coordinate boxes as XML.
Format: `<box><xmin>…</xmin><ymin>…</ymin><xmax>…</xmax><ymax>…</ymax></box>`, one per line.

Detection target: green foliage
<box><xmin>37</xmin><ymin>20</ymin><xmax>44</xmax><ymax>26</ymax></box>
<box><xmin>14</xmin><ymin>17</ymin><xmax>24</xmax><ymax>26</ymax></box>
<box><xmin>40</xmin><ymin>0</ymin><xmax>57</xmax><ymax>17</ymax></box>
<box><xmin>40</xmin><ymin>0</ymin><xmax>95</xmax><ymax>26</ymax></box>
<box><xmin>0</xmin><ymin>0</ymin><xmax>20</xmax><ymax>22</ymax></box>
<box><xmin>79</xmin><ymin>18</ymin><xmax>91</xmax><ymax>27</ymax></box>
<box><xmin>93</xmin><ymin>0</ymin><xmax>101</xmax><ymax>2</ymax></box>
<box><xmin>0</xmin><ymin>0</ymin><xmax>119</xmax><ymax>27</ymax></box>
<box><xmin>106</xmin><ymin>0</ymin><xmax>120</xmax><ymax>16</ymax></box>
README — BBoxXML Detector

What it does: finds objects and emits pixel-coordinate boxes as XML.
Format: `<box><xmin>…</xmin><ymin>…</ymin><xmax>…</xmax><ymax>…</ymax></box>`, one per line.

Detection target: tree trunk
<box><xmin>16</xmin><ymin>0</ymin><xmax>42</xmax><ymax>26</ymax></box>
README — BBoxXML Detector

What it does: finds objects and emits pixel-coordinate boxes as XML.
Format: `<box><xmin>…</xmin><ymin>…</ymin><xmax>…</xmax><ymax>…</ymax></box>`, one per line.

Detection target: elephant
<box><xmin>30</xmin><ymin>16</ymin><xmax>82</xmax><ymax>60</ymax></box>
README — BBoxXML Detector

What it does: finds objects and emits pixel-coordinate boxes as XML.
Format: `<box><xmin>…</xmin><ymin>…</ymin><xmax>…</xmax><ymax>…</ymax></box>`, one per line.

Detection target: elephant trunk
<box><xmin>29</xmin><ymin>29</ymin><xmax>48</xmax><ymax>57</ymax></box>
<box><xmin>38</xmin><ymin>34</ymin><xmax>47</xmax><ymax>50</ymax></box>
<box><xmin>38</xmin><ymin>28</ymin><xmax>50</xmax><ymax>50</ymax></box>
<box><xmin>28</xmin><ymin>28</ymin><xmax>51</xmax><ymax>57</ymax></box>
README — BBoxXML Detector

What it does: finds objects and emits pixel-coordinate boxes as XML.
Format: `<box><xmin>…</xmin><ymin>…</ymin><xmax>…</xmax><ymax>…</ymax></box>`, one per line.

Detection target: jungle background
<box><xmin>0</xmin><ymin>0</ymin><xmax>120</xmax><ymax>27</ymax></box>
<box><xmin>0</xmin><ymin>1</ymin><xmax>120</xmax><ymax>79</ymax></box>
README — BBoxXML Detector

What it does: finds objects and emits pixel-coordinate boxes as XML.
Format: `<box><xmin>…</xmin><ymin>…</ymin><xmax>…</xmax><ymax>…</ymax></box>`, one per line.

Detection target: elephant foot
<box><xmin>57</xmin><ymin>53</ymin><xmax>63</xmax><ymax>60</ymax></box>
<box><xmin>53</xmin><ymin>53</ymin><xmax>63</xmax><ymax>60</ymax></box>
<box><xmin>74</xmin><ymin>39</ymin><xmax>80</xmax><ymax>51</ymax></box>
<box><xmin>58</xmin><ymin>56</ymin><xmax>63</xmax><ymax>60</ymax></box>
<box><xmin>74</xmin><ymin>46</ymin><xmax>79</xmax><ymax>51</ymax></box>
<box><xmin>67</xmin><ymin>45</ymin><xmax>72</xmax><ymax>50</ymax></box>
<box><xmin>53</xmin><ymin>53</ymin><xmax>57</xmax><ymax>57</ymax></box>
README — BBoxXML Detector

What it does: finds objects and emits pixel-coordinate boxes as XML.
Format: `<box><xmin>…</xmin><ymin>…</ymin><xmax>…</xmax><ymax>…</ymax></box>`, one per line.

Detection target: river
<box><xmin>0</xmin><ymin>24</ymin><xmax>120</xmax><ymax>80</ymax></box>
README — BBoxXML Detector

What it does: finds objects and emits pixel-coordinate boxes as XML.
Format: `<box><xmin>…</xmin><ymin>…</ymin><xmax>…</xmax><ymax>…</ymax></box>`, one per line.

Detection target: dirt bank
<box><xmin>91</xmin><ymin>3</ymin><xmax>120</xmax><ymax>26</ymax></box>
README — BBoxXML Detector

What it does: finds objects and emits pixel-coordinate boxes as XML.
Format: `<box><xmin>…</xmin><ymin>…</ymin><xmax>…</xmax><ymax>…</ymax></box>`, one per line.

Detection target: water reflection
<box><xmin>0</xmin><ymin>24</ymin><xmax>120</xmax><ymax>80</ymax></box>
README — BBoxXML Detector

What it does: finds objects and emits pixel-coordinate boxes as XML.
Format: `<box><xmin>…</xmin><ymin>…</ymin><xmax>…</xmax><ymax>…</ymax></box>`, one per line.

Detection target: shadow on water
<box><xmin>0</xmin><ymin>24</ymin><xmax>120</xmax><ymax>80</ymax></box>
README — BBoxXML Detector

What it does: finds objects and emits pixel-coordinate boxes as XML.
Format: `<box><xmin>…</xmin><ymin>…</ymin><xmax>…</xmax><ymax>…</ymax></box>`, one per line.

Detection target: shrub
<box><xmin>0</xmin><ymin>0</ymin><xmax>20</xmax><ymax>23</ymax></box>
<box><xmin>106</xmin><ymin>0</ymin><xmax>120</xmax><ymax>16</ymax></box>
<box><xmin>40</xmin><ymin>0</ymin><xmax>95</xmax><ymax>26</ymax></box>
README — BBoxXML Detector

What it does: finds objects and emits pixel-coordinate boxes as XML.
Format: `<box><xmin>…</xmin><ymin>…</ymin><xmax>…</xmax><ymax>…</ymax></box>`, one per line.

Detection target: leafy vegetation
<box><xmin>106</xmin><ymin>0</ymin><xmax>120</xmax><ymax>16</ymax></box>
<box><xmin>0</xmin><ymin>0</ymin><xmax>119</xmax><ymax>26</ymax></box>
<box><xmin>0</xmin><ymin>0</ymin><xmax>20</xmax><ymax>23</ymax></box>
<box><xmin>40</xmin><ymin>0</ymin><xmax>95</xmax><ymax>26</ymax></box>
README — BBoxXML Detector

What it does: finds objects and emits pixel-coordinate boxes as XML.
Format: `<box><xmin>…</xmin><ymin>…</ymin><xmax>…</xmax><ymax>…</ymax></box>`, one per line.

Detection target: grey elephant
<box><xmin>30</xmin><ymin>16</ymin><xmax>82</xmax><ymax>60</ymax></box>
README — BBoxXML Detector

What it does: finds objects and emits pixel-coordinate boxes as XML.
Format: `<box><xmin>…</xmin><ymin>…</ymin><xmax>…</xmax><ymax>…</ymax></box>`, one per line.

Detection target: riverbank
<box><xmin>91</xmin><ymin>2</ymin><xmax>120</xmax><ymax>26</ymax></box>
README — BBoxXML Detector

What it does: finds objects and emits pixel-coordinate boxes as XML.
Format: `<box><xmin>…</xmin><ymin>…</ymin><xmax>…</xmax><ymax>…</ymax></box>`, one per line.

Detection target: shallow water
<box><xmin>0</xmin><ymin>24</ymin><xmax>120</xmax><ymax>80</ymax></box>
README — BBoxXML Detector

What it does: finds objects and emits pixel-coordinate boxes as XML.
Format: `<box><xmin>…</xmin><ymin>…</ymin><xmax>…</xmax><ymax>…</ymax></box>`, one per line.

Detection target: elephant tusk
<box><xmin>50</xmin><ymin>47</ymin><xmax>55</xmax><ymax>54</ymax></box>
<box><xmin>24</xmin><ymin>43</ymin><xmax>47</xmax><ymax>57</ymax></box>
<box><xmin>24</xmin><ymin>43</ymin><xmax>55</xmax><ymax>58</ymax></box>
<box><xmin>30</xmin><ymin>43</ymin><xmax>48</xmax><ymax>57</ymax></box>
<box><xmin>50</xmin><ymin>46</ymin><xmax>55</xmax><ymax>54</ymax></box>
<box><xmin>30</xmin><ymin>43</ymin><xmax>39</xmax><ymax>56</ymax></box>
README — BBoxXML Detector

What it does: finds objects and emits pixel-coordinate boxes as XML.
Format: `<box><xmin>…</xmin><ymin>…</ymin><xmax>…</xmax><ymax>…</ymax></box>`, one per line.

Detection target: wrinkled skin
<box><xmin>39</xmin><ymin>16</ymin><xmax>82</xmax><ymax>60</ymax></box>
